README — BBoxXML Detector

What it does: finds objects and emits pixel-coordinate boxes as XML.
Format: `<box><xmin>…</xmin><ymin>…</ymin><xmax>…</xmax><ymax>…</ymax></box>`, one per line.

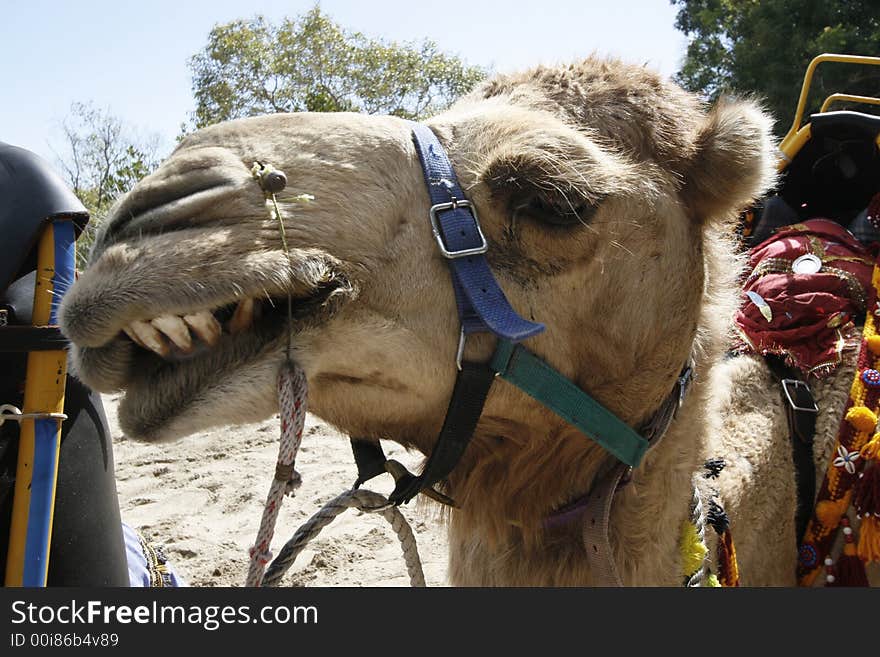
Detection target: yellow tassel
<box><xmin>851</xmin><ymin>376</ymin><xmax>865</xmax><ymax>401</ymax></box>
<box><xmin>680</xmin><ymin>521</ymin><xmax>708</xmax><ymax>577</ymax></box>
<box><xmin>862</xmin><ymin>434</ymin><xmax>880</xmax><ymax>461</ymax></box>
<box><xmin>846</xmin><ymin>406</ymin><xmax>877</xmax><ymax>433</ymax></box>
<box><xmin>706</xmin><ymin>573</ymin><xmax>721</xmax><ymax>587</ymax></box>
<box><xmin>857</xmin><ymin>516</ymin><xmax>880</xmax><ymax>562</ymax></box>
<box><xmin>868</xmin><ymin>335</ymin><xmax>880</xmax><ymax>355</ymax></box>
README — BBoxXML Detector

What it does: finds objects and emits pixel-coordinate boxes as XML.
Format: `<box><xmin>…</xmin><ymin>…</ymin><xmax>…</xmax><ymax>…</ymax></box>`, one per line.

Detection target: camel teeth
<box><xmin>150</xmin><ymin>314</ymin><xmax>193</xmax><ymax>352</ymax></box>
<box><xmin>228</xmin><ymin>298</ymin><xmax>255</xmax><ymax>335</ymax></box>
<box><xmin>126</xmin><ymin>320</ymin><xmax>170</xmax><ymax>357</ymax></box>
<box><xmin>123</xmin><ymin>326</ymin><xmax>146</xmax><ymax>349</ymax></box>
<box><xmin>183</xmin><ymin>311</ymin><xmax>221</xmax><ymax>347</ymax></box>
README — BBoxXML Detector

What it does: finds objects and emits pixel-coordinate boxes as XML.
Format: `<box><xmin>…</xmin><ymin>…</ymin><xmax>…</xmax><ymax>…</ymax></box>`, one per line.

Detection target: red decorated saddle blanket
<box><xmin>734</xmin><ymin>219</ymin><xmax>876</xmax><ymax>377</ymax></box>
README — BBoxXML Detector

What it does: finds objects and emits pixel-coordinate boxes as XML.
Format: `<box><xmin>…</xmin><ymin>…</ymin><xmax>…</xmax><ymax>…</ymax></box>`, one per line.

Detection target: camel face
<box><xmin>60</xmin><ymin>59</ymin><xmax>775</xmax><ymax>453</ymax></box>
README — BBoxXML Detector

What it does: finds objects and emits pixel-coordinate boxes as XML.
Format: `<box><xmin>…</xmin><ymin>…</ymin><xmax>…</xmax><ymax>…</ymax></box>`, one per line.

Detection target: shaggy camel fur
<box><xmin>60</xmin><ymin>57</ymin><xmax>867</xmax><ymax>585</ymax></box>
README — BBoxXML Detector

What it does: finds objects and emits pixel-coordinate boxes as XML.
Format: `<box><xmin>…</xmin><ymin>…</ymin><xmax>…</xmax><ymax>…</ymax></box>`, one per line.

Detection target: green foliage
<box><xmin>672</xmin><ymin>0</ymin><xmax>880</xmax><ymax>135</ymax></box>
<box><xmin>188</xmin><ymin>6</ymin><xmax>486</xmax><ymax>129</ymax></box>
<box><xmin>53</xmin><ymin>102</ymin><xmax>160</xmax><ymax>267</ymax></box>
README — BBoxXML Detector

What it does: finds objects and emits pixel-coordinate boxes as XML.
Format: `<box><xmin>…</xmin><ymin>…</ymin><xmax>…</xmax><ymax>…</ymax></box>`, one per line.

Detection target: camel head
<box><xmin>60</xmin><ymin>58</ymin><xmax>775</xmax><ymax>528</ymax></box>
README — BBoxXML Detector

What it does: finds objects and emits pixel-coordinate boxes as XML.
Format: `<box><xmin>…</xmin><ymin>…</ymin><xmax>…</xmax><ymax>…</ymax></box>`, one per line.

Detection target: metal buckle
<box><xmin>781</xmin><ymin>379</ymin><xmax>818</xmax><ymax>413</ymax></box>
<box><xmin>455</xmin><ymin>327</ymin><xmax>496</xmax><ymax>374</ymax></box>
<box><xmin>455</xmin><ymin>327</ymin><xmax>468</xmax><ymax>371</ymax></box>
<box><xmin>677</xmin><ymin>364</ymin><xmax>694</xmax><ymax>409</ymax></box>
<box><xmin>428</xmin><ymin>199</ymin><xmax>489</xmax><ymax>259</ymax></box>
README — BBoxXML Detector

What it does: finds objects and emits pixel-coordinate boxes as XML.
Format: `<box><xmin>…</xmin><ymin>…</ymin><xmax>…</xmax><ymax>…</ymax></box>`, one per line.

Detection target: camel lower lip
<box><xmin>129</xmin><ymin>315</ymin><xmax>284</xmax><ymax>380</ymax></box>
<box><xmin>114</xmin><ymin>324</ymin><xmax>285</xmax><ymax>440</ymax></box>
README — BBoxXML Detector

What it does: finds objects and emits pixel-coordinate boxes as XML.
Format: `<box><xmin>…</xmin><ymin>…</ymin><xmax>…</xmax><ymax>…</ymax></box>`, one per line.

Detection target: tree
<box><xmin>672</xmin><ymin>0</ymin><xmax>880</xmax><ymax>135</ymax></box>
<box><xmin>52</xmin><ymin>102</ymin><xmax>160</xmax><ymax>266</ymax></box>
<box><xmin>188</xmin><ymin>6</ymin><xmax>486</xmax><ymax>129</ymax></box>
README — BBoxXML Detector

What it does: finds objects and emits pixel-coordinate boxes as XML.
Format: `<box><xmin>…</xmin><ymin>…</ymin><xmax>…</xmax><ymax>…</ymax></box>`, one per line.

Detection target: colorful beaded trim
<box><xmin>797</xmin><ymin>259</ymin><xmax>880</xmax><ymax>585</ymax></box>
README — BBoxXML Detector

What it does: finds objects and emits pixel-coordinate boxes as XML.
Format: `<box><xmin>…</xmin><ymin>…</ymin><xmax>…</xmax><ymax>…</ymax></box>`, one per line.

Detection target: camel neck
<box><xmin>542</xmin><ymin>356</ymin><xmax>693</xmax><ymax>531</ymax></box>
<box><xmin>445</xmin><ymin>358</ymin><xmax>711</xmax><ymax>586</ymax></box>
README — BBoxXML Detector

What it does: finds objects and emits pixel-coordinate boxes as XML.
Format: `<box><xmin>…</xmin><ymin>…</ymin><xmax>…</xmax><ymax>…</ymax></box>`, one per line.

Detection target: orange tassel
<box><xmin>862</xmin><ymin>434</ymin><xmax>880</xmax><ymax>461</ymax></box>
<box><xmin>857</xmin><ymin>515</ymin><xmax>880</xmax><ymax>562</ymax></box>
<box><xmin>846</xmin><ymin>406</ymin><xmax>878</xmax><ymax>433</ymax></box>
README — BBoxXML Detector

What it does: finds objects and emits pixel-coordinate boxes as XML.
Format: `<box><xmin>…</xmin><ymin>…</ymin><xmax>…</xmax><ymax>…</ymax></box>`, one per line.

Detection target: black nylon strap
<box><xmin>0</xmin><ymin>326</ymin><xmax>68</xmax><ymax>352</ymax></box>
<box><xmin>764</xmin><ymin>356</ymin><xmax>817</xmax><ymax>544</ymax></box>
<box><xmin>350</xmin><ymin>439</ymin><xmax>388</xmax><ymax>488</ymax></box>
<box><xmin>350</xmin><ymin>361</ymin><xmax>496</xmax><ymax>505</ymax></box>
<box><xmin>390</xmin><ymin>360</ymin><xmax>496</xmax><ymax>504</ymax></box>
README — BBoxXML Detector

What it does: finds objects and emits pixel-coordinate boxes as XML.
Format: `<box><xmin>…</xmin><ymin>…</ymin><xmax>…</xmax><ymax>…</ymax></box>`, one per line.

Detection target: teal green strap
<box><xmin>491</xmin><ymin>340</ymin><xmax>649</xmax><ymax>467</ymax></box>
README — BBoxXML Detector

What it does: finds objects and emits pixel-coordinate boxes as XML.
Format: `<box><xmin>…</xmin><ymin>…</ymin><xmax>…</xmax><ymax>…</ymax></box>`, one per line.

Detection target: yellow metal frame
<box><xmin>777</xmin><ymin>124</ymin><xmax>812</xmax><ymax>172</ymax></box>
<box><xmin>820</xmin><ymin>93</ymin><xmax>880</xmax><ymax>114</ymax></box>
<box><xmin>778</xmin><ymin>53</ymin><xmax>880</xmax><ymax>165</ymax></box>
<box><xmin>4</xmin><ymin>225</ymin><xmax>71</xmax><ymax>587</ymax></box>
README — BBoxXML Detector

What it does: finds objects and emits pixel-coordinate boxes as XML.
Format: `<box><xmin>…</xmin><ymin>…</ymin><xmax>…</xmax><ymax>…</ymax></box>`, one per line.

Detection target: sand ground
<box><xmin>105</xmin><ymin>394</ymin><xmax>449</xmax><ymax>587</ymax></box>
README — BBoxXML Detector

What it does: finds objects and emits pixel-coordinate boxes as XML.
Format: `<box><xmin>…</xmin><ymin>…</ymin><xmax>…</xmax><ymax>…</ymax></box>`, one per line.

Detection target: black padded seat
<box><xmin>0</xmin><ymin>145</ymin><xmax>129</xmax><ymax>586</ymax></box>
<box><xmin>0</xmin><ymin>142</ymin><xmax>89</xmax><ymax>292</ymax></box>
<box><xmin>811</xmin><ymin>110</ymin><xmax>880</xmax><ymax>140</ymax></box>
<box><xmin>780</xmin><ymin>111</ymin><xmax>880</xmax><ymax>225</ymax></box>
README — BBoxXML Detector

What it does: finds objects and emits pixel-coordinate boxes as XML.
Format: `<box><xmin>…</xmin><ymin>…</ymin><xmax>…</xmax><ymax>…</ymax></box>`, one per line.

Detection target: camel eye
<box><xmin>513</xmin><ymin>193</ymin><xmax>599</xmax><ymax>227</ymax></box>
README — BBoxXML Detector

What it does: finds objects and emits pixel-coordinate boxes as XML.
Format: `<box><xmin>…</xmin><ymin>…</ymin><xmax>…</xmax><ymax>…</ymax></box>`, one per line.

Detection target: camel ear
<box><xmin>681</xmin><ymin>99</ymin><xmax>777</xmax><ymax>223</ymax></box>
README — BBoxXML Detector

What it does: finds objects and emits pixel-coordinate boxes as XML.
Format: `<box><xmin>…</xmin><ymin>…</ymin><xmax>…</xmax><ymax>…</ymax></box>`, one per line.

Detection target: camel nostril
<box><xmin>101</xmin><ymin>180</ymin><xmax>238</xmax><ymax>247</ymax></box>
<box><xmin>90</xmin><ymin>145</ymin><xmax>255</xmax><ymax>254</ymax></box>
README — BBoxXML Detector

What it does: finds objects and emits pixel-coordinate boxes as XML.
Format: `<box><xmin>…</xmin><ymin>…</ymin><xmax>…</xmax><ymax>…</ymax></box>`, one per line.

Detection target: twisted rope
<box><xmin>262</xmin><ymin>488</ymin><xmax>426</xmax><ymax>587</ymax></box>
<box><xmin>686</xmin><ymin>484</ymin><xmax>708</xmax><ymax>587</ymax></box>
<box><xmin>245</xmin><ymin>361</ymin><xmax>308</xmax><ymax>587</ymax></box>
<box><xmin>244</xmin><ymin>165</ymin><xmax>422</xmax><ymax>588</ymax></box>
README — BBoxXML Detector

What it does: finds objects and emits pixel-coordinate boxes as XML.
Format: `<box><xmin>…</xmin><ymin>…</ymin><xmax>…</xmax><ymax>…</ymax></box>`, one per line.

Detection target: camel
<box><xmin>57</xmin><ymin>56</ymin><xmax>873</xmax><ymax>586</ymax></box>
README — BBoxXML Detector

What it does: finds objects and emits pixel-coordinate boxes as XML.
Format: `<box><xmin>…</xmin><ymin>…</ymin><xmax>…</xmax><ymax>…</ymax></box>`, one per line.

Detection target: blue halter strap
<box><xmin>408</xmin><ymin>122</ymin><xmax>545</xmax><ymax>342</ymax></box>
<box><xmin>350</xmin><ymin>123</ymin><xmax>691</xmax><ymax>505</ymax></box>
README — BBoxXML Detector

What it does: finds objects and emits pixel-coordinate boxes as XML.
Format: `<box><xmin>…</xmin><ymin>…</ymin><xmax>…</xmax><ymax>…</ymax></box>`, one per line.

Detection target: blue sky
<box><xmin>1</xmin><ymin>0</ymin><xmax>687</xmax><ymax>163</ymax></box>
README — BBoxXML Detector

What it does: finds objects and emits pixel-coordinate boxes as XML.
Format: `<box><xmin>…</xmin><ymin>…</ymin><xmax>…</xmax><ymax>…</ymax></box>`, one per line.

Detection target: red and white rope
<box><xmin>245</xmin><ymin>360</ymin><xmax>308</xmax><ymax>586</ymax></box>
<box><xmin>245</xmin><ymin>165</ymin><xmax>424</xmax><ymax>587</ymax></box>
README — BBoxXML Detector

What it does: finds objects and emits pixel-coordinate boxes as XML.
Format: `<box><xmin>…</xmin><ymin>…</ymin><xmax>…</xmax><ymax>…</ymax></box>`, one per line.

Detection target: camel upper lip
<box><xmin>59</xmin><ymin>226</ymin><xmax>354</xmax><ymax>348</ymax></box>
